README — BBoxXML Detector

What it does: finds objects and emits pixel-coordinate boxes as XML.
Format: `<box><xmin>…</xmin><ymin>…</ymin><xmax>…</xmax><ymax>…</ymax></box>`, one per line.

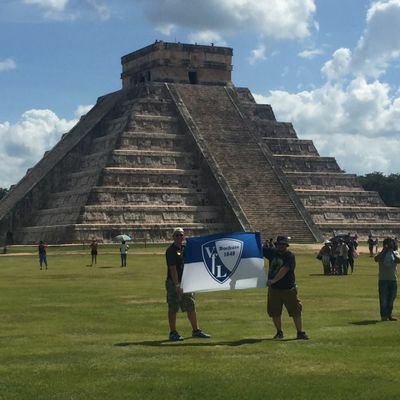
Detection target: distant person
<box><xmin>263</xmin><ymin>236</ymin><xmax>309</xmax><ymax>340</ymax></box>
<box><xmin>335</xmin><ymin>239</ymin><xmax>349</xmax><ymax>275</ymax></box>
<box><xmin>374</xmin><ymin>237</ymin><xmax>399</xmax><ymax>321</ymax></box>
<box><xmin>165</xmin><ymin>227</ymin><xmax>210</xmax><ymax>341</ymax></box>
<box><xmin>90</xmin><ymin>239</ymin><xmax>98</xmax><ymax>266</ymax></box>
<box><xmin>375</xmin><ymin>238</ymin><xmax>379</xmax><ymax>254</ymax></box>
<box><xmin>347</xmin><ymin>236</ymin><xmax>358</xmax><ymax>274</ymax></box>
<box><xmin>120</xmin><ymin>240</ymin><xmax>129</xmax><ymax>267</ymax></box>
<box><xmin>38</xmin><ymin>240</ymin><xmax>48</xmax><ymax>270</ymax></box>
<box><xmin>317</xmin><ymin>240</ymin><xmax>332</xmax><ymax>275</ymax></box>
<box><xmin>367</xmin><ymin>235</ymin><xmax>375</xmax><ymax>257</ymax></box>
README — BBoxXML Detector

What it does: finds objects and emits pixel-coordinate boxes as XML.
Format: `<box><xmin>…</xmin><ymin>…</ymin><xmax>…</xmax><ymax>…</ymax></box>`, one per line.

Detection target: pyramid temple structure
<box><xmin>1</xmin><ymin>41</ymin><xmax>400</xmax><ymax>244</ymax></box>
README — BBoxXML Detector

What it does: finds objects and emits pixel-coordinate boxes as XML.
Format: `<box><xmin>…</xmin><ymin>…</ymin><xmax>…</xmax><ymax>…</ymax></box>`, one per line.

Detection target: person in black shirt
<box><xmin>263</xmin><ymin>236</ymin><xmax>309</xmax><ymax>340</ymax></box>
<box><xmin>165</xmin><ymin>227</ymin><xmax>210</xmax><ymax>341</ymax></box>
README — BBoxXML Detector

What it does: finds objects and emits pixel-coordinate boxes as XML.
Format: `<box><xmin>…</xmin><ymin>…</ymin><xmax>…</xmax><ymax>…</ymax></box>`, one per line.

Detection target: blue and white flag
<box><xmin>181</xmin><ymin>232</ymin><xmax>266</xmax><ymax>293</ymax></box>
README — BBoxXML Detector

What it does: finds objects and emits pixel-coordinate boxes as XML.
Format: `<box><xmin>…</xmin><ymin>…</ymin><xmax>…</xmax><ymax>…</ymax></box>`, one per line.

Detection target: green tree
<box><xmin>359</xmin><ymin>172</ymin><xmax>400</xmax><ymax>207</ymax></box>
<box><xmin>0</xmin><ymin>188</ymin><xmax>8</xmax><ymax>201</ymax></box>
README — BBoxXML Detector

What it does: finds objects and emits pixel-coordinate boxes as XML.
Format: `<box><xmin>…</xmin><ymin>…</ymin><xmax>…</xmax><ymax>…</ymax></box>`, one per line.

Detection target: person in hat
<box><xmin>165</xmin><ymin>227</ymin><xmax>211</xmax><ymax>341</ymax></box>
<box><xmin>263</xmin><ymin>235</ymin><xmax>309</xmax><ymax>340</ymax></box>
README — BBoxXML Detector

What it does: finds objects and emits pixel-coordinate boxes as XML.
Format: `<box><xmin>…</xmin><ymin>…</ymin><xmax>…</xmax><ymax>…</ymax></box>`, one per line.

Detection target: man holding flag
<box><xmin>263</xmin><ymin>236</ymin><xmax>309</xmax><ymax>340</ymax></box>
<box><xmin>165</xmin><ymin>227</ymin><xmax>211</xmax><ymax>341</ymax></box>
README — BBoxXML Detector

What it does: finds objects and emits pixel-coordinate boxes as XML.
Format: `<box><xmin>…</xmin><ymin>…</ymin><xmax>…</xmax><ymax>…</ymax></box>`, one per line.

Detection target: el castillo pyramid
<box><xmin>1</xmin><ymin>41</ymin><xmax>400</xmax><ymax>244</ymax></box>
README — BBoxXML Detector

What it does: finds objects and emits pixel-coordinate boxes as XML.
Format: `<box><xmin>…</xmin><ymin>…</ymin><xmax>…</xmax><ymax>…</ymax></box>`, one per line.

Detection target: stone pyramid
<box><xmin>1</xmin><ymin>41</ymin><xmax>399</xmax><ymax>244</ymax></box>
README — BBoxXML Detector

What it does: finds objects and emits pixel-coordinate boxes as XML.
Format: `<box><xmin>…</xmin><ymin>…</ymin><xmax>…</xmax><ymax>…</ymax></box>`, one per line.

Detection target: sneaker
<box><xmin>192</xmin><ymin>329</ymin><xmax>211</xmax><ymax>338</ymax></box>
<box><xmin>169</xmin><ymin>331</ymin><xmax>184</xmax><ymax>341</ymax></box>
<box><xmin>273</xmin><ymin>330</ymin><xmax>284</xmax><ymax>340</ymax></box>
<box><xmin>388</xmin><ymin>317</ymin><xmax>397</xmax><ymax>321</ymax></box>
<box><xmin>381</xmin><ymin>317</ymin><xmax>389</xmax><ymax>321</ymax></box>
<box><xmin>296</xmin><ymin>331</ymin><xmax>309</xmax><ymax>340</ymax></box>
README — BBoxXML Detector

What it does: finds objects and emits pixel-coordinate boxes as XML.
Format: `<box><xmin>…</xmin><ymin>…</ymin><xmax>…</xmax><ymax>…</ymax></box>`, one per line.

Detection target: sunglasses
<box><xmin>174</xmin><ymin>233</ymin><xmax>184</xmax><ymax>237</ymax></box>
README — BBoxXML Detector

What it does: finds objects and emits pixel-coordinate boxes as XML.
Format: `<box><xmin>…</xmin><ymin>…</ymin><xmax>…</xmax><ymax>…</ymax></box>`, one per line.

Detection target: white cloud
<box><xmin>0</xmin><ymin>58</ymin><xmax>17</xmax><ymax>72</ymax></box>
<box><xmin>321</xmin><ymin>48</ymin><xmax>352</xmax><ymax>80</ymax></box>
<box><xmin>23</xmin><ymin>0</ymin><xmax>68</xmax><ymax>12</ymax></box>
<box><xmin>298</xmin><ymin>48</ymin><xmax>324</xmax><ymax>59</ymax></box>
<box><xmin>142</xmin><ymin>0</ymin><xmax>317</xmax><ymax>40</ymax></box>
<box><xmin>23</xmin><ymin>0</ymin><xmax>110</xmax><ymax>21</ymax></box>
<box><xmin>322</xmin><ymin>0</ymin><xmax>400</xmax><ymax>80</ymax></box>
<box><xmin>75</xmin><ymin>104</ymin><xmax>93</xmax><ymax>117</ymax></box>
<box><xmin>254</xmin><ymin>76</ymin><xmax>400</xmax><ymax>175</ymax></box>
<box><xmin>248</xmin><ymin>44</ymin><xmax>267</xmax><ymax>65</ymax></box>
<box><xmin>0</xmin><ymin>106</ymin><xmax>90</xmax><ymax>188</ymax></box>
<box><xmin>188</xmin><ymin>31</ymin><xmax>226</xmax><ymax>46</ymax></box>
<box><xmin>250</xmin><ymin>1</ymin><xmax>400</xmax><ymax>176</ymax></box>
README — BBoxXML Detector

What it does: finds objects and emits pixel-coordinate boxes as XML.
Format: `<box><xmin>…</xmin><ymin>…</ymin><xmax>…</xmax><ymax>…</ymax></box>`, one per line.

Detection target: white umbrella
<box><xmin>113</xmin><ymin>234</ymin><xmax>132</xmax><ymax>242</ymax></box>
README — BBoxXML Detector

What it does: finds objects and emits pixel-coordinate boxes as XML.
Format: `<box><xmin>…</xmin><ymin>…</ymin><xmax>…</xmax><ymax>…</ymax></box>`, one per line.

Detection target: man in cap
<box><xmin>165</xmin><ymin>227</ymin><xmax>211</xmax><ymax>341</ymax></box>
<box><xmin>263</xmin><ymin>235</ymin><xmax>309</xmax><ymax>340</ymax></box>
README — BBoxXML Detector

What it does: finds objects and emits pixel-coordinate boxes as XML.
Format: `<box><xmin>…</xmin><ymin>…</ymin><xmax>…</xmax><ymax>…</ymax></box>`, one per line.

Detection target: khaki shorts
<box><xmin>165</xmin><ymin>280</ymin><xmax>196</xmax><ymax>313</ymax></box>
<box><xmin>267</xmin><ymin>287</ymin><xmax>302</xmax><ymax>317</ymax></box>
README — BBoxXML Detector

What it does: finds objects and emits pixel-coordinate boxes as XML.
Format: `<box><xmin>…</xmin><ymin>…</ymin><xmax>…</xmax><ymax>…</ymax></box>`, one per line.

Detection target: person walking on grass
<box><xmin>165</xmin><ymin>227</ymin><xmax>210</xmax><ymax>341</ymax></box>
<box><xmin>263</xmin><ymin>236</ymin><xmax>309</xmax><ymax>340</ymax></box>
<box><xmin>120</xmin><ymin>240</ymin><xmax>129</xmax><ymax>267</ymax></box>
<box><xmin>38</xmin><ymin>240</ymin><xmax>48</xmax><ymax>270</ymax></box>
<box><xmin>374</xmin><ymin>237</ymin><xmax>399</xmax><ymax>321</ymax></box>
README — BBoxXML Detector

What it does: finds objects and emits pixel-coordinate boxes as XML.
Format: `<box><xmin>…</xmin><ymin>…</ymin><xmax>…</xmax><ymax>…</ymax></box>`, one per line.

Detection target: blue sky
<box><xmin>1</xmin><ymin>0</ymin><xmax>400</xmax><ymax>188</ymax></box>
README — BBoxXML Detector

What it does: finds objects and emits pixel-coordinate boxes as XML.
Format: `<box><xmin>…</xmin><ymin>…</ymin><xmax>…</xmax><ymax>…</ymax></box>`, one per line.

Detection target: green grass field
<box><xmin>0</xmin><ymin>245</ymin><xmax>399</xmax><ymax>400</ymax></box>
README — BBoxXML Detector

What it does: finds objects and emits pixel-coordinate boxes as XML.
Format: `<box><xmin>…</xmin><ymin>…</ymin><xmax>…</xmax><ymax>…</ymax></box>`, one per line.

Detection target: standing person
<box><xmin>165</xmin><ymin>227</ymin><xmax>210</xmax><ymax>341</ymax></box>
<box><xmin>90</xmin><ymin>239</ymin><xmax>98</xmax><ymax>266</ymax></box>
<box><xmin>375</xmin><ymin>238</ymin><xmax>379</xmax><ymax>254</ymax></box>
<box><xmin>317</xmin><ymin>240</ymin><xmax>332</xmax><ymax>275</ymax></box>
<box><xmin>374</xmin><ymin>237</ymin><xmax>399</xmax><ymax>321</ymax></box>
<box><xmin>38</xmin><ymin>240</ymin><xmax>48</xmax><ymax>270</ymax></box>
<box><xmin>120</xmin><ymin>240</ymin><xmax>129</xmax><ymax>267</ymax></box>
<box><xmin>367</xmin><ymin>235</ymin><xmax>375</xmax><ymax>257</ymax></box>
<box><xmin>335</xmin><ymin>239</ymin><xmax>349</xmax><ymax>275</ymax></box>
<box><xmin>263</xmin><ymin>236</ymin><xmax>309</xmax><ymax>340</ymax></box>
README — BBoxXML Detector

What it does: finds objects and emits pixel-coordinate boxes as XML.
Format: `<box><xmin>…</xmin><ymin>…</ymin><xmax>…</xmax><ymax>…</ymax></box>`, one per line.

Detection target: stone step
<box><xmin>109</xmin><ymin>149</ymin><xmax>196</xmax><ymax>169</ymax></box>
<box><xmin>87</xmin><ymin>186</ymin><xmax>212</xmax><ymax>206</ymax></box>
<box><xmin>264</xmin><ymin>138</ymin><xmax>318</xmax><ymax>156</ymax></box>
<box><xmin>118</xmin><ymin>132</ymin><xmax>185</xmax><ymax>151</ymax></box>
<box><xmin>252</xmin><ymin>120</ymin><xmax>298</xmax><ymax>139</ymax></box>
<box><xmin>100</xmin><ymin>167</ymin><xmax>202</xmax><ymax>188</ymax></box>
<box><xmin>126</xmin><ymin>114</ymin><xmax>180</xmax><ymax>133</ymax></box>
<box><xmin>79</xmin><ymin>205</ymin><xmax>222</xmax><ymax>224</ymax></box>
<box><xmin>297</xmin><ymin>190</ymin><xmax>384</xmax><ymax>207</ymax></box>
<box><xmin>274</xmin><ymin>154</ymin><xmax>341</xmax><ymax>173</ymax></box>
<box><xmin>285</xmin><ymin>171</ymin><xmax>363</xmax><ymax>190</ymax></box>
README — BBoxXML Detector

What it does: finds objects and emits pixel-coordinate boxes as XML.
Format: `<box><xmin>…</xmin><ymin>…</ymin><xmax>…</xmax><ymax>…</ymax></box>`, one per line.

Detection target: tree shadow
<box><xmin>349</xmin><ymin>320</ymin><xmax>380</xmax><ymax>325</ymax></box>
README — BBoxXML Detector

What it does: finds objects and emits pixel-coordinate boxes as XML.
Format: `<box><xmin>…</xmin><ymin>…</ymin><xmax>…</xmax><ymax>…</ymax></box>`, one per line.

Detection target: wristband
<box><xmin>176</xmin><ymin>283</ymin><xmax>181</xmax><ymax>288</ymax></box>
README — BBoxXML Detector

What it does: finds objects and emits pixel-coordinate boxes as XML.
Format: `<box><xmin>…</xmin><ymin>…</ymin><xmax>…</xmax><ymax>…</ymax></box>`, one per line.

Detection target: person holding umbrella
<box><xmin>120</xmin><ymin>240</ymin><xmax>129</xmax><ymax>267</ymax></box>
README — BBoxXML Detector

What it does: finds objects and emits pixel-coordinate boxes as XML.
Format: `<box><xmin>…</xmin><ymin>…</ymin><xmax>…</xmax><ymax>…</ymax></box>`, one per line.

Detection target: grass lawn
<box><xmin>0</xmin><ymin>244</ymin><xmax>399</xmax><ymax>400</ymax></box>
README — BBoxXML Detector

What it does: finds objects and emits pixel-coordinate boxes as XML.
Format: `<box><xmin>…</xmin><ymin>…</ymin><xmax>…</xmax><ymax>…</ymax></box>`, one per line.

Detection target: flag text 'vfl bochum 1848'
<box><xmin>181</xmin><ymin>232</ymin><xmax>266</xmax><ymax>293</ymax></box>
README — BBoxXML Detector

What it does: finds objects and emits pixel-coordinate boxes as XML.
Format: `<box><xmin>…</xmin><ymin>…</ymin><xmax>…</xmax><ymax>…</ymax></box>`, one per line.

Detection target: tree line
<box><xmin>358</xmin><ymin>172</ymin><xmax>400</xmax><ymax>207</ymax></box>
<box><xmin>0</xmin><ymin>172</ymin><xmax>399</xmax><ymax>206</ymax></box>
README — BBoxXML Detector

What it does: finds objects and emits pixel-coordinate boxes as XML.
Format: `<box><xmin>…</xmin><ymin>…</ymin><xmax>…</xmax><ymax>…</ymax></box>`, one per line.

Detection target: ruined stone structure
<box><xmin>1</xmin><ymin>41</ymin><xmax>399</xmax><ymax>244</ymax></box>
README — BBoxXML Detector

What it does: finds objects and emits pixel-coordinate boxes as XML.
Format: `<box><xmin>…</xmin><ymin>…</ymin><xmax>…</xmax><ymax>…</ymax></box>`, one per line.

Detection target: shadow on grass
<box><xmin>96</xmin><ymin>266</ymin><xmax>115</xmax><ymax>269</ymax></box>
<box><xmin>349</xmin><ymin>320</ymin><xmax>380</xmax><ymax>325</ymax></box>
<box><xmin>114</xmin><ymin>337</ymin><xmax>299</xmax><ymax>347</ymax></box>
